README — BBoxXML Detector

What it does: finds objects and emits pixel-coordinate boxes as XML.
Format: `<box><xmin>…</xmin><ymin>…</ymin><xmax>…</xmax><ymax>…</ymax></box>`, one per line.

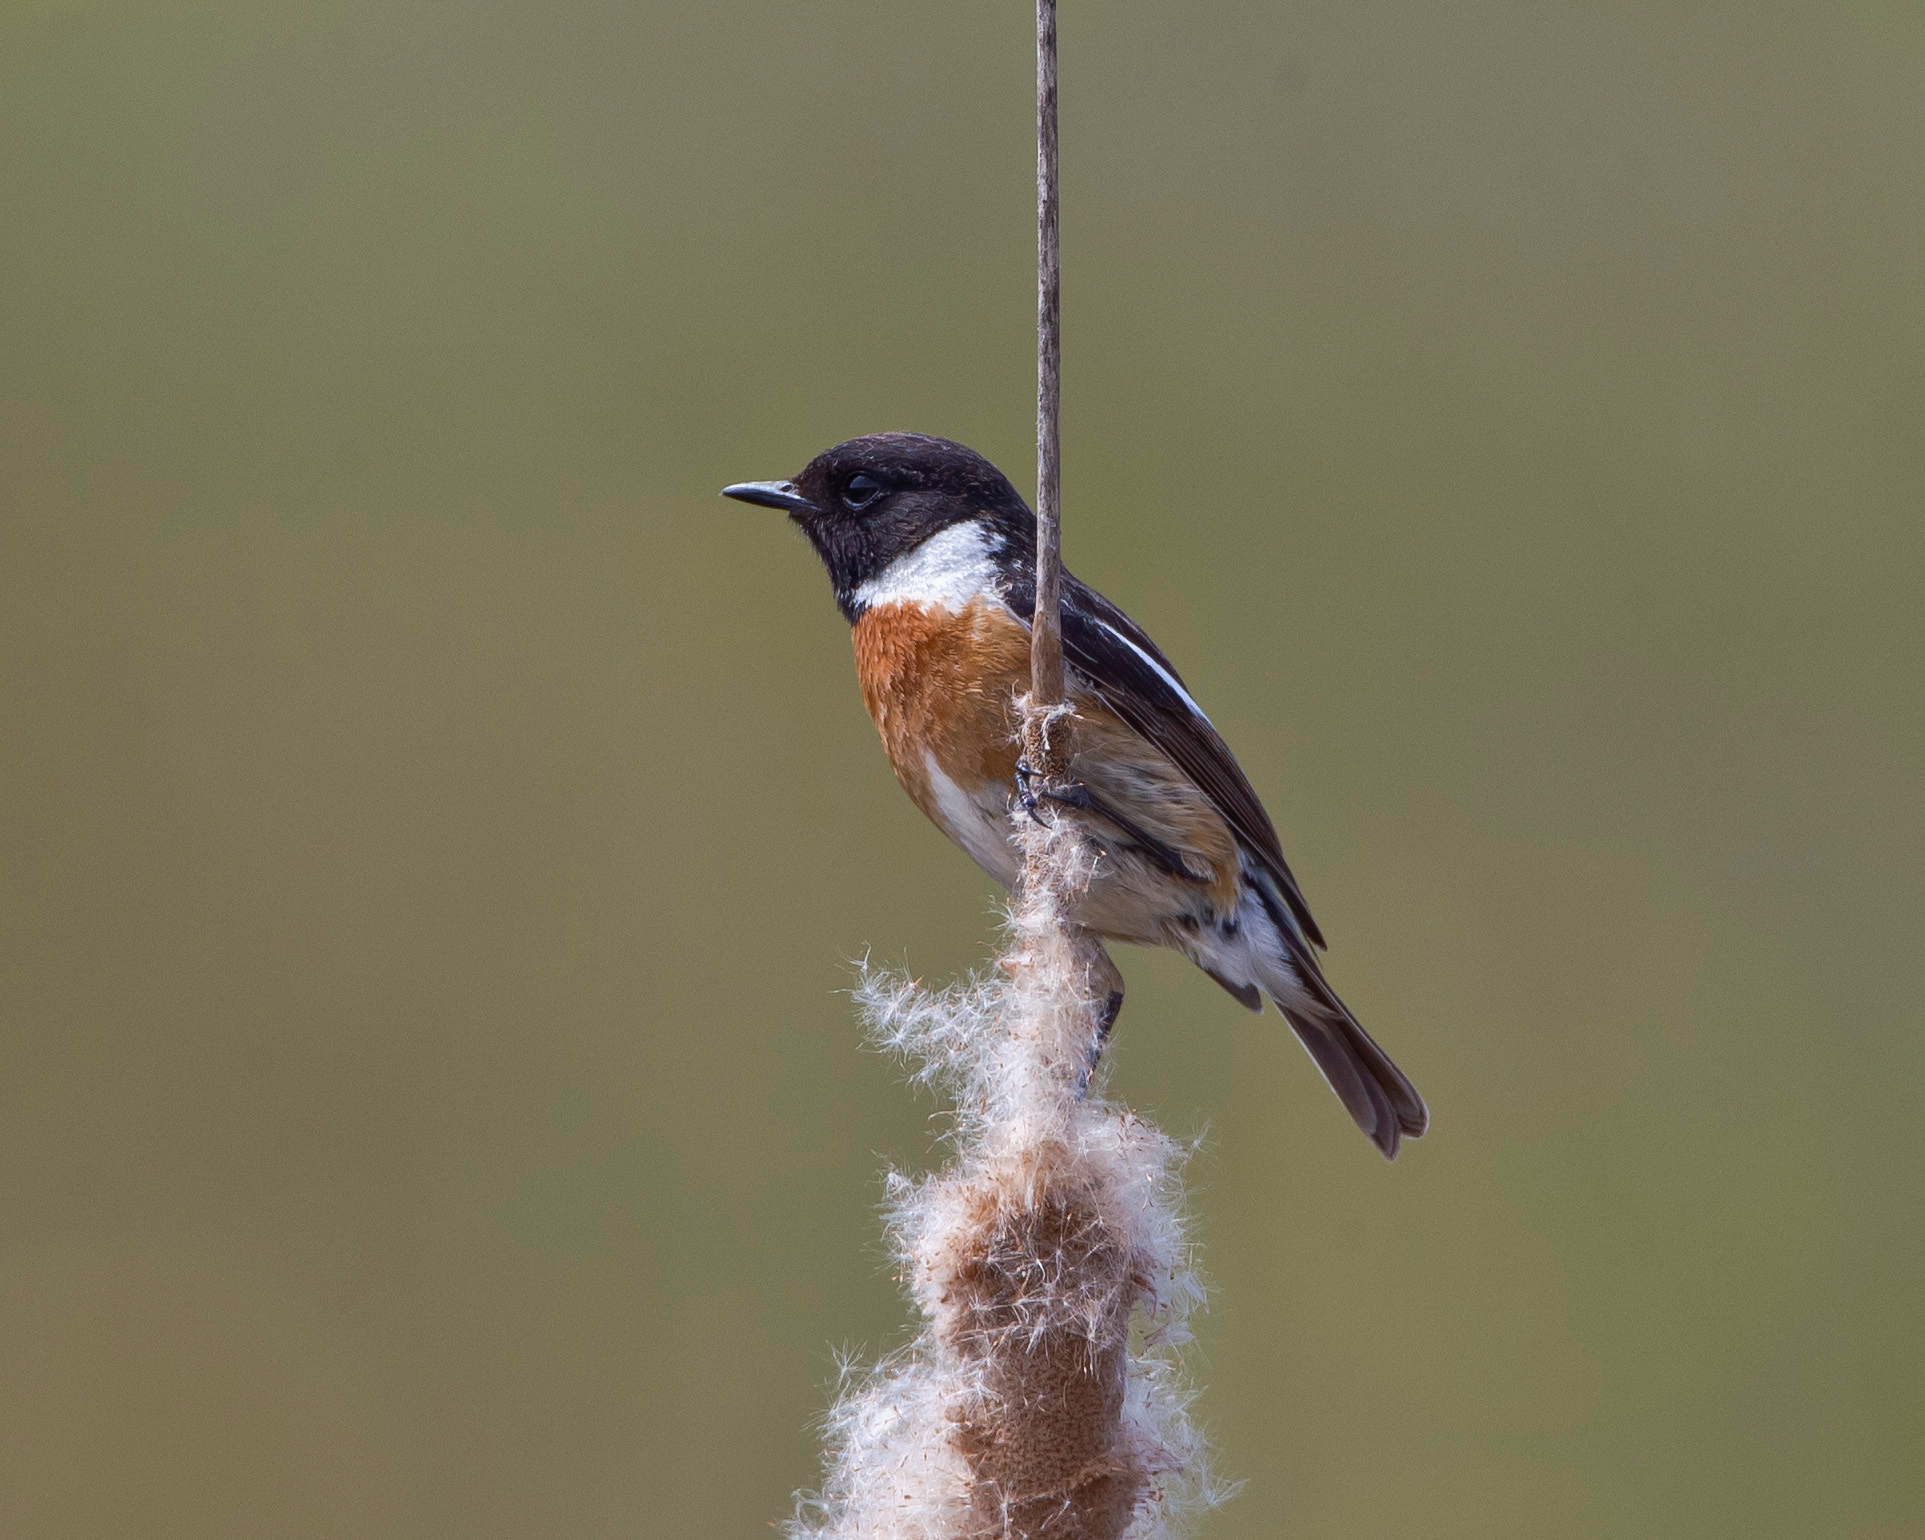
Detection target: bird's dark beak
<box><xmin>721</xmin><ymin>479</ymin><xmax>819</xmax><ymax>515</ymax></box>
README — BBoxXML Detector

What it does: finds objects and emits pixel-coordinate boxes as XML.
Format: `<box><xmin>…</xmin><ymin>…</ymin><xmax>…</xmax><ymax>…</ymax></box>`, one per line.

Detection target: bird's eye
<box><xmin>843</xmin><ymin>473</ymin><xmax>883</xmax><ymax>509</ymax></box>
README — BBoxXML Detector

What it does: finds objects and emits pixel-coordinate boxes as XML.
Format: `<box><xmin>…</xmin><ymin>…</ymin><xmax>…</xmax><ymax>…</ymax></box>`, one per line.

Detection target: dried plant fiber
<box><xmin>791</xmin><ymin>814</ymin><xmax>1227</xmax><ymax>1540</ymax></box>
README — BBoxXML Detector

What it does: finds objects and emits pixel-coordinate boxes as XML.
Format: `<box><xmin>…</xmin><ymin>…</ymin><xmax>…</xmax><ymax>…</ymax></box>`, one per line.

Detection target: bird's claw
<box><xmin>1014</xmin><ymin>758</ymin><xmax>1048</xmax><ymax>825</ymax></box>
<box><xmin>1014</xmin><ymin>758</ymin><xmax>1092</xmax><ymax>827</ymax></box>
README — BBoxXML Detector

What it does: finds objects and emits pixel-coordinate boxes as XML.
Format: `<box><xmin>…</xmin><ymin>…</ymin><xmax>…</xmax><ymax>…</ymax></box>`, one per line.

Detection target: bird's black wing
<box><xmin>1007</xmin><ymin>566</ymin><xmax>1327</xmax><ymax>950</ymax></box>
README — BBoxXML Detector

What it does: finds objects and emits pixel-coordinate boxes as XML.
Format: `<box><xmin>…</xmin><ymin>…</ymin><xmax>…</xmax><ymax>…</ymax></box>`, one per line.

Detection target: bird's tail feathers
<box><xmin>1260</xmin><ymin>954</ymin><xmax>1428</xmax><ymax>1160</ymax></box>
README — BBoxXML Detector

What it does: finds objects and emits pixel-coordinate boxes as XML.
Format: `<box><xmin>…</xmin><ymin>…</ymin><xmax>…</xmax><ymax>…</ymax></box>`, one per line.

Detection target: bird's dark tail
<box><xmin>1256</xmin><ymin>947</ymin><xmax>1428</xmax><ymax>1159</ymax></box>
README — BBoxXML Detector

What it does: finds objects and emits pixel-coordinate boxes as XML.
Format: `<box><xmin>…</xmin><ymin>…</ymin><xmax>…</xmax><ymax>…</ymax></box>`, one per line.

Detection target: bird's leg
<box><xmin>1015</xmin><ymin>759</ymin><xmax>1105</xmax><ymax>836</ymax></box>
<box><xmin>1014</xmin><ymin>760</ymin><xmax>1101</xmax><ymax>832</ymax></box>
<box><xmin>1068</xmin><ymin>932</ymin><xmax>1125</xmax><ymax>1096</ymax></box>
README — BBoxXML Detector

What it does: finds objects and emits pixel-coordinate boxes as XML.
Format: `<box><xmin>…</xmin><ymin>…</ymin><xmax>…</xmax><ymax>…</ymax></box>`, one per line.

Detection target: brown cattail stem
<box><xmin>792</xmin><ymin>7</ymin><xmax>1219</xmax><ymax>1537</ymax></box>
<box><xmin>959</xmin><ymin>8</ymin><xmax>1143</xmax><ymax>1537</ymax></box>
<box><xmin>1025</xmin><ymin>0</ymin><xmax>1066</xmax><ymax>789</ymax></box>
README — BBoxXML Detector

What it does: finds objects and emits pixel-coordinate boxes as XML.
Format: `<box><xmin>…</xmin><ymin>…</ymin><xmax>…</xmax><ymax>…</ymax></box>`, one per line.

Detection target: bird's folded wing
<box><xmin>1034</xmin><ymin>572</ymin><xmax>1327</xmax><ymax>951</ymax></box>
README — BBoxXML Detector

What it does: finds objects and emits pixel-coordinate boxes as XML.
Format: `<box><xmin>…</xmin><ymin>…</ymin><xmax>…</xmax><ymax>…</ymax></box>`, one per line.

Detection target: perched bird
<box><xmin>724</xmin><ymin>433</ymin><xmax>1426</xmax><ymax>1158</ymax></box>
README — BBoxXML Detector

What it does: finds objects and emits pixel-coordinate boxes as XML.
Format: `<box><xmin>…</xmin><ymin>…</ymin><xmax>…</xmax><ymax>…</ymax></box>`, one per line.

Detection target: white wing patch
<box><xmin>855</xmin><ymin>520</ymin><xmax>999</xmax><ymax>614</ymax></box>
<box><xmin>1096</xmin><ymin>616</ymin><xmax>1212</xmax><ymax>725</ymax></box>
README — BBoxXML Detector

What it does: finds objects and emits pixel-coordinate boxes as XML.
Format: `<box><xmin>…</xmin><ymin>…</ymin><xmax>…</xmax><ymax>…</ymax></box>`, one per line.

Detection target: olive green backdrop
<box><xmin>3</xmin><ymin>2</ymin><xmax>1920</xmax><ymax>1536</ymax></box>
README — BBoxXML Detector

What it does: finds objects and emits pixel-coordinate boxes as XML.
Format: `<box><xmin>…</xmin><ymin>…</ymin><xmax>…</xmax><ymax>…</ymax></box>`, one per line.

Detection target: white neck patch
<box><xmin>854</xmin><ymin>520</ymin><xmax>999</xmax><ymax>614</ymax></box>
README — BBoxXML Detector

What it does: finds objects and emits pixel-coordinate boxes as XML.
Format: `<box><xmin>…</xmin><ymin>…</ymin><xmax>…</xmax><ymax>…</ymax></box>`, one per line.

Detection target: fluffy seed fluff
<box><xmin>789</xmin><ymin>817</ymin><xmax>1231</xmax><ymax>1540</ymax></box>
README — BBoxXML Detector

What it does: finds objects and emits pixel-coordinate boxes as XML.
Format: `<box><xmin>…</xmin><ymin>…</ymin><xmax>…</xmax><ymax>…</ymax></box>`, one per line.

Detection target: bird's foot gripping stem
<box><xmin>1017</xmin><ymin>759</ymin><xmax>1208</xmax><ymax>887</ymax></box>
<box><xmin>1014</xmin><ymin>757</ymin><xmax>1094</xmax><ymax>828</ymax></box>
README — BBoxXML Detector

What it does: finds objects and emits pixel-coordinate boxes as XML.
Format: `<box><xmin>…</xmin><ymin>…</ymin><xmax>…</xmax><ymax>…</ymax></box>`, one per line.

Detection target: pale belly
<box><xmin>923</xmin><ymin>753</ymin><xmax>1023</xmax><ymax>888</ymax></box>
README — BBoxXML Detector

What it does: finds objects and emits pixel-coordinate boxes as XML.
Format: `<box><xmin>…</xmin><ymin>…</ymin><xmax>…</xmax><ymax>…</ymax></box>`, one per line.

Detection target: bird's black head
<box><xmin>723</xmin><ymin>433</ymin><xmax>1035</xmax><ymax>621</ymax></box>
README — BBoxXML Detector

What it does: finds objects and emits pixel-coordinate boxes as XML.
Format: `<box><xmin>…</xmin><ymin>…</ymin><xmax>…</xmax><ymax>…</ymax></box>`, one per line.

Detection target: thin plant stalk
<box><xmin>789</xmin><ymin>6</ymin><xmax>1223</xmax><ymax>1536</ymax></box>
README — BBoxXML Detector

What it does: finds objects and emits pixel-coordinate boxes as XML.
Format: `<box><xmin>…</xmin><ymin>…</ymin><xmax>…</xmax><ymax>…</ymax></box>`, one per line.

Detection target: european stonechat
<box><xmin>725</xmin><ymin>433</ymin><xmax>1427</xmax><ymax>1158</ymax></box>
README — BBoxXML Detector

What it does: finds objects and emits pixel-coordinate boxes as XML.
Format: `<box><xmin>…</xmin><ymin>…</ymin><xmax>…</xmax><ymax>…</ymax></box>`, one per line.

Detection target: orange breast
<box><xmin>850</xmin><ymin>598</ymin><xmax>1243</xmax><ymax>921</ymax></box>
<box><xmin>851</xmin><ymin>599</ymin><xmax>1032</xmax><ymax>823</ymax></box>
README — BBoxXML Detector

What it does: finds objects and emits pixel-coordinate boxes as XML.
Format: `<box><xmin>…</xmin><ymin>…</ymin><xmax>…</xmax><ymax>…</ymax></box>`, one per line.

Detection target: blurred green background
<box><xmin>3</xmin><ymin>1</ymin><xmax>1921</xmax><ymax>1535</ymax></box>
